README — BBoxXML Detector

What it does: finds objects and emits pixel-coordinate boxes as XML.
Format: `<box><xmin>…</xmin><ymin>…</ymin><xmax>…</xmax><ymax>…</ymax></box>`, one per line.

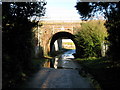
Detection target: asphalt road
<box><xmin>22</xmin><ymin>49</ymin><xmax>93</xmax><ymax>88</ymax></box>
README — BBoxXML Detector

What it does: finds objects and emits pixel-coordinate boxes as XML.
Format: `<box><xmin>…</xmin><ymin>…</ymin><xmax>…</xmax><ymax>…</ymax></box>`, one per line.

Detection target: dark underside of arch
<box><xmin>50</xmin><ymin>32</ymin><xmax>80</xmax><ymax>57</ymax></box>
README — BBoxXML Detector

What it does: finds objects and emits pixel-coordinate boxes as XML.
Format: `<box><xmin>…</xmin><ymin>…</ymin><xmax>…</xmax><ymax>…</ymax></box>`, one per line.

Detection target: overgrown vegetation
<box><xmin>75</xmin><ymin>2</ymin><xmax>120</xmax><ymax>89</ymax></box>
<box><xmin>75</xmin><ymin>57</ymin><xmax>120</xmax><ymax>89</ymax></box>
<box><xmin>2</xmin><ymin>2</ymin><xmax>46</xmax><ymax>88</ymax></box>
<box><xmin>105</xmin><ymin>3</ymin><xmax>120</xmax><ymax>61</ymax></box>
<box><xmin>75</xmin><ymin>2</ymin><xmax>120</xmax><ymax>61</ymax></box>
<box><xmin>75</xmin><ymin>20</ymin><xmax>107</xmax><ymax>58</ymax></box>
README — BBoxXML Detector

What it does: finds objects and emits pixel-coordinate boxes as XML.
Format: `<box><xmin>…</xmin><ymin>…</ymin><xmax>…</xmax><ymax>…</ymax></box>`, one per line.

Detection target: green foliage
<box><xmin>75</xmin><ymin>2</ymin><xmax>120</xmax><ymax>62</ymax></box>
<box><xmin>75</xmin><ymin>2</ymin><xmax>117</xmax><ymax>20</ymax></box>
<box><xmin>75</xmin><ymin>20</ymin><xmax>107</xmax><ymax>58</ymax></box>
<box><xmin>75</xmin><ymin>57</ymin><xmax>120</xmax><ymax>89</ymax></box>
<box><xmin>105</xmin><ymin>3</ymin><xmax>120</xmax><ymax>61</ymax></box>
<box><xmin>2</xmin><ymin>2</ymin><xmax>46</xmax><ymax>88</ymax></box>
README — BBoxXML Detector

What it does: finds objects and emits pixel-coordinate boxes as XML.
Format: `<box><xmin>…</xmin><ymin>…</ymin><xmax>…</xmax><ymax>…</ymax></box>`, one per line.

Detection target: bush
<box><xmin>75</xmin><ymin>20</ymin><xmax>107</xmax><ymax>58</ymax></box>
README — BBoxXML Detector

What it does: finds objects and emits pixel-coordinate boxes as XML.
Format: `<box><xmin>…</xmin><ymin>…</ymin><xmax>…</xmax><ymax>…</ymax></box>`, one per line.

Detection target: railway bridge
<box><xmin>34</xmin><ymin>20</ymin><xmax>82</xmax><ymax>57</ymax></box>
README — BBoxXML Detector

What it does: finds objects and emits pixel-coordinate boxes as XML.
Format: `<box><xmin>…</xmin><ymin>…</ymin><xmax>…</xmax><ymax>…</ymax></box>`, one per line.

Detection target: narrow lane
<box><xmin>22</xmin><ymin>49</ymin><xmax>93</xmax><ymax>88</ymax></box>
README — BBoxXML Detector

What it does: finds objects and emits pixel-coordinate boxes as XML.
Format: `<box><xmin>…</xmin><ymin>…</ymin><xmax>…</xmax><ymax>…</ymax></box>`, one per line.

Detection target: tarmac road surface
<box><xmin>22</xmin><ymin>49</ymin><xmax>93</xmax><ymax>88</ymax></box>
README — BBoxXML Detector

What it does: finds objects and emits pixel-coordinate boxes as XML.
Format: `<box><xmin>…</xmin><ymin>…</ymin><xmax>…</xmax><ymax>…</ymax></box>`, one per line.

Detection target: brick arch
<box><xmin>39</xmin><ymin>20</ymin><xmax>81</xmax><ymax>57</ymax></box>
<box><xmin>41</xmin><ymin>30</ymin><xmax>75</xmax><ymax>56</ymax></box>
<box><xmin>49</xmin><ymin>31</ymin><xmax>78</xmax><ymax>55</ymax></box>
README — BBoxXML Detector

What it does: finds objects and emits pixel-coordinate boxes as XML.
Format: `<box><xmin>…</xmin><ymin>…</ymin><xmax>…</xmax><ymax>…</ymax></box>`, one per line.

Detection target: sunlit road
<box><xmin>22</xmin><ymin>49</ymin><xmax>93</xmax><ymax>88</ymax></box>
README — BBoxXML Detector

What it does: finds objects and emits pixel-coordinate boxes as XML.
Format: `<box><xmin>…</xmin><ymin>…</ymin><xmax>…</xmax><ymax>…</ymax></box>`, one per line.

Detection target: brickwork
<box><xmin>35</xmin><ymin>20</ymin><xmax>81</xmax><ymax>56</ymax></box>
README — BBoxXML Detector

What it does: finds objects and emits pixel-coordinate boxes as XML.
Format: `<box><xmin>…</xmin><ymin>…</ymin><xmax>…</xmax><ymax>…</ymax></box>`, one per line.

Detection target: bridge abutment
<box><xmin>51</xmin><ymin>38</ymin><xmax>62</xmax><ymax>52</ymax></box>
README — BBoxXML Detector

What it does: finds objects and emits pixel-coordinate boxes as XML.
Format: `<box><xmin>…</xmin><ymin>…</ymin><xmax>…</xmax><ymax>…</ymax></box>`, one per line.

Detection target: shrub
<box><xmin>75</xmin><ymin>20</ymin><xmax>107</xmax><ymax>58</ymax></box>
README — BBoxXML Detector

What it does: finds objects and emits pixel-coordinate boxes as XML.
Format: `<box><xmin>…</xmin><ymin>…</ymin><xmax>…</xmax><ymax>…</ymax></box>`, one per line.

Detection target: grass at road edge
<box><xmin>75</xmin><ymin>57</ymin><xmax>120</xmax><ymax>89</ymax></box>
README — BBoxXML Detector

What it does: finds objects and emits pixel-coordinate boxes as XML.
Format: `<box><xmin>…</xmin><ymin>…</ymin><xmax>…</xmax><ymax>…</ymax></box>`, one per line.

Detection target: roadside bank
<box><xmin>74</xmin><ymin>57</ymin><xmax>120</xmax><ymax>89</ymax></box>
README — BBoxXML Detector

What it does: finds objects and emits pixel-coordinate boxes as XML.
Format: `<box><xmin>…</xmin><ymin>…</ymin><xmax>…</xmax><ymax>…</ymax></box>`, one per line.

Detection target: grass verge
<box><xmin>75</xmin><ymin>57</ymin><xmax>120</xmax><ymax>89</ymax></box>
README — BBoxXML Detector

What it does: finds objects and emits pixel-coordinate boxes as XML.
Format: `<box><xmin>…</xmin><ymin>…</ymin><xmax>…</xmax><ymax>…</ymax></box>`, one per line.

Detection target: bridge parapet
<box><xmin>52</xmin><ymin>26</ymin><xmax>73</xmax><ymax>34</ymax></box>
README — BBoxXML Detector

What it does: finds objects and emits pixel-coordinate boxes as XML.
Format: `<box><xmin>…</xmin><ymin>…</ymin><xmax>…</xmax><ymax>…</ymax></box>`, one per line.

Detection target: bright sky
<box><xmin>62</xmin><ymin>39</ymin><xmax>74</xmax><ymax>43</ymax></box>
<box><xmin>43</xmin><ymin>0</ymin><xmax>81</xmax><ymax>20</ymax></box>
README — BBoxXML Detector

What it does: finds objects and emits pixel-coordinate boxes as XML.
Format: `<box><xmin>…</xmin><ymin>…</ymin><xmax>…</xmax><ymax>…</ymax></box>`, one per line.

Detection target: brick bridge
<box><xmin>34</xmin><ymin>20</ymin><xmax>82</xmax><ymax>57</ymax></box>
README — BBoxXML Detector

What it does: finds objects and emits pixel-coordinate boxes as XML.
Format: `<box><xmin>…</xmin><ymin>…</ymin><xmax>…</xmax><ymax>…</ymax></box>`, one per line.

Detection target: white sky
<box><xmin>43</xmin><ymin>0</ymin><xmax>81</xmax><ymax>20</ymax></box>
<box><xmin>62</xmin><ymin>39</ymin><xmax>74</xmax><ymax>42</ymax></box>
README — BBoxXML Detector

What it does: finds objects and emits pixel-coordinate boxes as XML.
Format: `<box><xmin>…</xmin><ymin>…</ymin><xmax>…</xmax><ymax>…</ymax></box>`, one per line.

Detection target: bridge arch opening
<box><xmin>50</xmin><ymin>32</ymin><xmax>78</xmax><ymax>56</ymax></box>
<box><xmin>62</xmin><ymin>39</ymin><xmax>76</xmax><ymax>50</ymax></box>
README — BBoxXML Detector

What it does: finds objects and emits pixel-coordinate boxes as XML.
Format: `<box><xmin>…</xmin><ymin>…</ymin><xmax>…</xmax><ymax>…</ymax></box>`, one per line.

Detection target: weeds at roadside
<box><xmin>75</xmin><ymin>57</ymin><xmax>120</xmax><ymax>89</ymax></box>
